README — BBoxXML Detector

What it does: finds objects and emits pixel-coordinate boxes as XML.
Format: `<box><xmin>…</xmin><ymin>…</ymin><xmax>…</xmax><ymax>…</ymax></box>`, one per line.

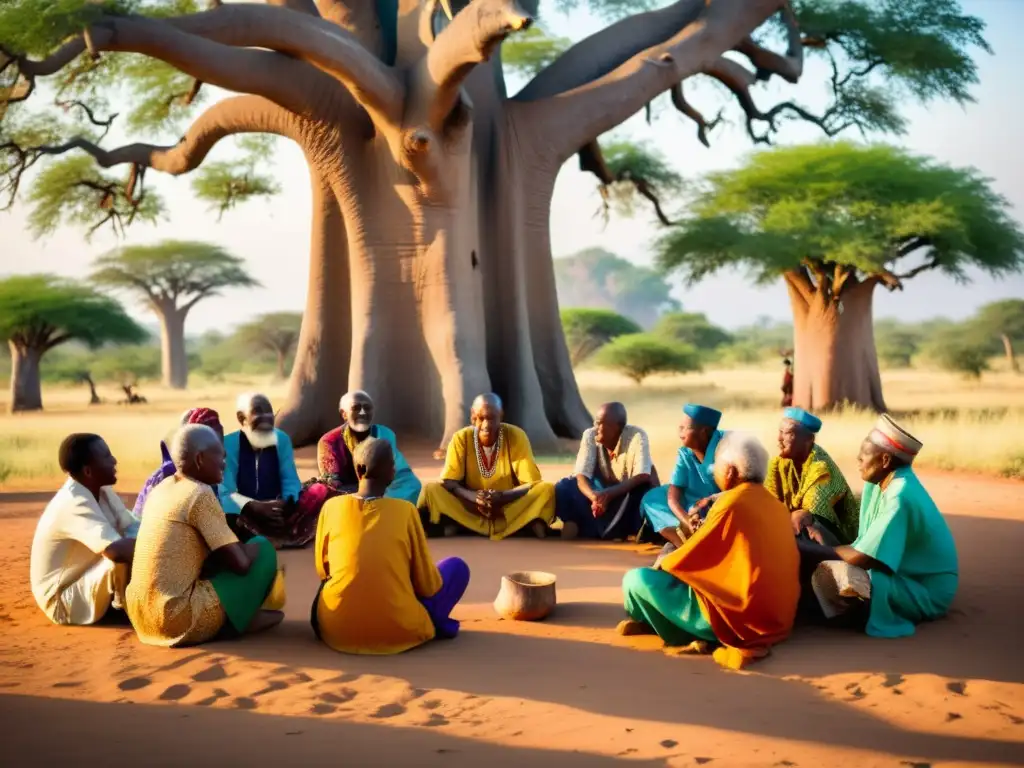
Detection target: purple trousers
<box><xmin>420</xmin><ymin>557</ymin><xmax>470</xmax><ymax>639</ymax></box>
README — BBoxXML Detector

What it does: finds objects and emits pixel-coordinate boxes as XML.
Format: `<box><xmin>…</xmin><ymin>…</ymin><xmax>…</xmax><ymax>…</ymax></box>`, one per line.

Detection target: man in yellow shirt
<box><xmin>419</xmin><ymin>394</ymin><xmax>556</xmax><ymax>540</ymax></box>
<box><xmin>312</xmin><ymin>438</ymin><xmax>470</xmax><ymax>654</ymax></box>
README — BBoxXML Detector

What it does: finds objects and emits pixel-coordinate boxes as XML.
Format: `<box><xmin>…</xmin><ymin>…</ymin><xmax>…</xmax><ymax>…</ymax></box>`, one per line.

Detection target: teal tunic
<box><xmin>641</xmin><ymin>430</ymin><xmax>723</xmax><ymax>531</ymax></box>
<box><xmin>855</xmin><ymin>467</ymin><xmax>958</xmax><ymax>638</ymax></box>
<box><xmin>622</xmin><ymin>567</ymin><xmax>716</xmax><ymax>646</ymax></box>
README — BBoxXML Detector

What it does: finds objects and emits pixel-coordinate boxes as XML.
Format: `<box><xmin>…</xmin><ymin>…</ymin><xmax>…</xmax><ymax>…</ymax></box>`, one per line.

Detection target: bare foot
<box><xmin>616</xmin><ymin>619</ymin><xmax>656</xmax><ymax>637</ymax></box>
<box><xmin>560</xmin><ymin>521</ymin><xmax>579</xmax><ymax>540</ymax></box>
<box><xmin>530</xmin><ymin>519</ymin><xmax>549</xmax><ymax>539</ymax></box>
<box><xmin>245</xmin><ymin>609</ymin><xmax>285</xmax><ymax>635</ymax></box>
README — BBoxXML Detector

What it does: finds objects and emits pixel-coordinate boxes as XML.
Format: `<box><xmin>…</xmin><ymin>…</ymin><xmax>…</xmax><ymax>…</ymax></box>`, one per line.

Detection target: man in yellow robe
<box><xmin>419</xmin><ymin>394</ymin><xmax>556</xmax><ymax>540</ymax></box>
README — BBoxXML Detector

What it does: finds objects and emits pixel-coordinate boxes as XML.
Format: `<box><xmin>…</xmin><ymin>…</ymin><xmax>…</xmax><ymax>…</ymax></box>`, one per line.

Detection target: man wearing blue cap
<box><xmin>640</xmin><ymin>404</ymin><xmax>724</xmax><ymax>554</ymax></box>
<box><xmin>765</xmin><ymin>407</ymin><xmax>858</xmax><ymax>546</ymax></box>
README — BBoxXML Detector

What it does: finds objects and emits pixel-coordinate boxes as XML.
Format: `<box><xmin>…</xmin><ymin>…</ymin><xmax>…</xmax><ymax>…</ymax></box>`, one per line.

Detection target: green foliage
<box><xmin>554</xmin><ymin>248</ymin><xmax>680</xmax><ymax>328</ymax></box>
<box><xmin>91</xmin><ymin>240</ymin><xmax>259</xmax><ymax>306</ymax></box>
<box><xmin>90</xmin><ymin>344</ymin><xmax>161</xmax><ymax>383</ymax></box>
<box><xmin>593</xmin><ymin>333</ymin><xmax>701</xmax><ymax>384</ymax></box>
<box><xmin>190</xmin><ymin>135</ymin><xmax>281</xmax><ymax>218</ymax></box>
<box><xmin>595</xmin><ymin>139</ymin><xmax>684</xmax><ymax>221</ymax></box>
<box><xmin>920</xmin><ymin>328</ymin><xmax>989</xmax><ymax>379</ymax></box>
<box><xmin>232</xmin><ymin>312</ymin><xmax>302</xmax><ymax>376</ymax></box>
<box><xmin>657</xmin><ymin>142</ymin><xmax>1024</xmax><ymax>291</ymax></box>
<box><xmin>652</xmin><ymin>312</ymin><xmax>731</xmax><ymax>351</ymax></box>
<box><xmin>501</xmin><ymin>26</ymin><xmax>571</xmax><ymax>79</ymax></box>
<box><xmin>560</xmin><ymin>308</ymin><xmax>641</xmax><ymax>366</ymax></box>
<box><xmin>874</xmin><ymin>320</ymin><xmax>924</xmax><ymax>369</ymax></box>
<box><xmin>26</xmin><ymin>155</ymin><xmax>164</xmax><ymax>238</ymax></box>
<box><xmin>966</xmin><ymin>299</ymin><xmax>1024</xmax><ymax>354</ymax></box>
<box><xmin>0</xmin><ymin>274</ymin><xmax>145</xmax><ymax>350</ymax></box>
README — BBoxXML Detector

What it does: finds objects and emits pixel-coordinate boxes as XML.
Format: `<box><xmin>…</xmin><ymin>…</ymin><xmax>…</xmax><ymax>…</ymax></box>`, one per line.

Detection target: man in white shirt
<box><xmin>30</xmin><ymin>433</ymin><xmax>138</xmax><ymax>625</ymax></box>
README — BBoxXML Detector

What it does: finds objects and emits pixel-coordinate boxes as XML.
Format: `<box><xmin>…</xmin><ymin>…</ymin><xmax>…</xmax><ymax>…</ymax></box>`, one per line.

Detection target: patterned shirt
<box><xmin>574</xmin><ymin>425</ymin><xmax>653</xmax><ymax>484</ymax></box>
<box><xmin>765</xmin><ymin>444</ymin><xmax>860</xmax><ymax>544</ymax></box>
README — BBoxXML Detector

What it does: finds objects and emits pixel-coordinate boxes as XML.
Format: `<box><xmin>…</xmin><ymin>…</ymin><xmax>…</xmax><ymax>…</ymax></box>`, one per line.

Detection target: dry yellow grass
<box><xmin>1</xmin><ymin>366</ymin><xmax>1022</xmax><ymax>491</ymax></box>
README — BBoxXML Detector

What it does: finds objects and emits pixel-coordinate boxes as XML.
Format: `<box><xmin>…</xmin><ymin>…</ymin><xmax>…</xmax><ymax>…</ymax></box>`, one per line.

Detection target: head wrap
<box><xmin>783</xmin><ymin>407</ymin><xmax>822</xmax><ymax>434</ymax></box>
<box><xmin>185</xmin><ymin>407</ymin><xmax>222</xmax><ymax>432</ymax></box>
<box><xmin>868</xmin><ymin>414</ymin><xmax>922</xmax><ymax>463</ymax></box>
<box><xmin>683</xmin><ymin>404</ymin><xmax>722</xmax><ymax>430</ymax></box>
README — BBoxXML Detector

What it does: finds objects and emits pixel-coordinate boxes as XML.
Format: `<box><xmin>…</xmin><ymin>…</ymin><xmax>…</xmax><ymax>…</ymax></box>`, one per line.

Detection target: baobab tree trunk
<box><xmin>157</xmin><ymin>306</ymin><xmax>189</xmax><ymax>390</ymax></box>
<box><xmin>1001</xmin><ymin>333</ymin><xmax>1019</xmax><ymax>373</ymax></box>
<box><xmin>786</xmin><ymin>276</ymin><xmax>887</xmax><ymax>413</ymax></box>
<box><xmin>8</xmin><ymin>343</ymin><xmax>43</xmax><ymax>413</ymax></box>
<box><xmin>275</xmin><ymin>349</ymin><xmax>288</xmax><ymax>380</ymax></box>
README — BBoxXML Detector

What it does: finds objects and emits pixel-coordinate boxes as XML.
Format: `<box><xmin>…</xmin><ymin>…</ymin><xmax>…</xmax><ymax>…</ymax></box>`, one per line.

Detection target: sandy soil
<box><xmin>1</xmin><ymin>450</ymin><xmax>1021</xmax><ymax>767</ymax></box>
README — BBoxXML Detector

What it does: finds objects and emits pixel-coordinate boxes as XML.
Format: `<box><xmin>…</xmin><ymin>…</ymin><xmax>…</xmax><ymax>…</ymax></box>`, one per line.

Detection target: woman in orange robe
<box><xmin>620</xmin><ymin>432</ymin><xmax>800</xmax><ymax>669</ymax></box>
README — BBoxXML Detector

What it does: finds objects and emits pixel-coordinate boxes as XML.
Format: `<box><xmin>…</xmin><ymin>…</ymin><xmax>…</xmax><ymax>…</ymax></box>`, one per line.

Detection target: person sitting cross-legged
<box><xmin>765</xmin><ymin>407</ymin><xmax>859</xmax><ymax>546</ymax></box>
<box><xmin>640</xmin><ymin>404</ymin><xmax>725</xmax><ymax>559</ymax></box>
<box><xmin>620</xmin><ymin>432</ymin><xmax>800</xmax><ymax>671</ymax></box>
<box><xmin>554</xmin><ymin>402</ymin><xmax>658</xmax><ymax>540</ymax></box>
<box><xmin>30</xmin><ymin>434</ymin><xmax>138</xmax><ymax>626</ymax></box>
<box><xmin>312</xmin><ymin>438</ymin><xmax>470</xmax><ymax>654</ymax></box>
<box><xmin>127</xmin><ymin>424</ymin><xmax>283</xmax><ymax>647</ymax></box>
<box><xmin>221</xmin><ymin>392</ymin><xmax>311</xmax><ymax>548</ymax></box>
<box><xmin>299</xmin><ymin>390</ymin><xmax>422</xmax><ymax>520</ymax></box>
<box><xmin>798</xmin><ymin>415</ymin><xmax>958</xmax><ymax>639</ymax></box>
<box><xmin>418</xmin><ymin>394</ymin><xmax>556</xmax><ymax>540</ymax></box>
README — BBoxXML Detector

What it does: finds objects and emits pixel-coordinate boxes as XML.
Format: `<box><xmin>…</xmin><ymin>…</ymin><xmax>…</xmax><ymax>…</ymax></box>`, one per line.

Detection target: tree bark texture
<box><xmin>786</xmin><ymin>273</ymin><xmax>887</xmax><ymax>413</ymax></box>
<box><xmin>8</xmin><ymin>343</ymin><xmax>44</xmax><ymax>413</ymax></box>
<box><xmin>157</xmin><ymin>305</ymin><xmax>189</xmax><ymax>389</ymax></box>
<box><xmin>1001</xmin><ymin>333</ymin><xmax>1019</xmax><ymax>374</ymax></box>
<box><xmin>12</xmin><ymin>0</ymin><xmax>786</xmax><ymax>448</ymax></box>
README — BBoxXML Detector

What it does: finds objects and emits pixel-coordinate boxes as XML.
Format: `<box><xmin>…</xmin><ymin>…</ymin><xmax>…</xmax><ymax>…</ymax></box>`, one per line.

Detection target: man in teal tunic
<box><xmin>640</xmin><ymin>404</ymin><xmax>724</xmax><ymax>554</ymax></box>
<box><xmin>798</xmin><ymin>414</ymin><xmax>959</xmax><ymax>638</ymax></box>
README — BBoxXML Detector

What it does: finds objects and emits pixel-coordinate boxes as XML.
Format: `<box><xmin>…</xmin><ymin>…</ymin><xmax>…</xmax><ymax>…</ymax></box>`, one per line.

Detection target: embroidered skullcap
<box><xmin>868</xmin><ymin>414</ymin><xmax>922</xmax><ymax>462</ymax></box>
<box><xmin>682</xmin><ymin>404</ymin><xmax>722</xmax><ymax>429</ymax></box>
<box><xmin>783</xmin><ymin>407</ymin><xmax>822</xmax><ymax>434</ymax></box>
<box><xmin>185</xmin><ymin>407</ymin><xmax>222</xmax><ymax>432</ymax></box>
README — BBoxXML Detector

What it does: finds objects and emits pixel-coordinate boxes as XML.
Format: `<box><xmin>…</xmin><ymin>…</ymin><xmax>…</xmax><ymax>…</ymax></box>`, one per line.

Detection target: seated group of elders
<box><xmin>30</xmin><ymin>388</ymin><xmax>957</xmax><ymax>668</ymax></box>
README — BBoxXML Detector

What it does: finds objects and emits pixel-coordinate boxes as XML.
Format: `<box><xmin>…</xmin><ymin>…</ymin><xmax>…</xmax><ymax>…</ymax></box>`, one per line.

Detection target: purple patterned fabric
<box><xmin>419</xmin><ymin>557</ymin><xmax>470</xmax><ymax>638</ymax></box>
<box><xmin>133</xmin><ymin>442</ymin><xmax>175</xmax><ymax>518</ymax></box>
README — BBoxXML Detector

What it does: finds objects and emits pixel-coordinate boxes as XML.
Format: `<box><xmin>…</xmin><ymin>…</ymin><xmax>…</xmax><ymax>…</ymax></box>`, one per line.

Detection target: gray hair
<box><xmin>236</xmin><ymin>392</ymin><xmax>269</xmax><ymax>413</ymax></box>
<box><xmin>339</xmin><ymin>389</ymin><xmax>371</xmax><ymax>411</ymax></box>
<box><xmin>170</xmin><ymin>424</ymin><xmax>221</xmax><ymax>471</ymax></box>
<box><xmin>714</xmin><ymin>431</ymin><xmax>769</xmax><ymax>484</ymax></box>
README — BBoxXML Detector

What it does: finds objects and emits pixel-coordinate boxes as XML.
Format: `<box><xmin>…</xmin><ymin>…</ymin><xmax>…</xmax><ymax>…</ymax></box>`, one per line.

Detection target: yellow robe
<box><xmin>419</xmin><ymin>425</ymin><xmax>555</xmax><ymax>540</ymax></box>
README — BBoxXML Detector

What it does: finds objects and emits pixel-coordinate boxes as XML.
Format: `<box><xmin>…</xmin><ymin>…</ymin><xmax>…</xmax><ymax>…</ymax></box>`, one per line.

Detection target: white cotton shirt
<box><xmin>30</xmin><ymin>478</ymin><xmax>137</xmax><ymax>625</ymax></box>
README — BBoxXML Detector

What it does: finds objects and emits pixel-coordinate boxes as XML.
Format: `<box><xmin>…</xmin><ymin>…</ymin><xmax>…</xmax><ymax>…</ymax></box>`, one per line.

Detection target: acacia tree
<box><xmin>0</xmin><ymin>274</ymin><xmax>145</xmax><ymax>411</ymax></box>
<box><xmin>657</xmin><ymin>142</ymin><xmax>1024</xmax><ymax>410</ymax></box>
<box><xmin>968</xmin><ymin>299</ymin><xmax>1024</xmax><ymax>373</ymax></box>
<box><xmin>91</xmin><ymin>240</ymin><xmax>258</xmax><ymax>388</ymax></box>
<box><xmin>560</xmin><ymin>308</ymin><xmax>640</xmax><ymax>366</ymax></box>
<box><xmin>0</xmin><ymin>0</ymin><xmax>995</xmax><ymax>448</ymax></box>
<box><xmin>234</xmin><ymin>311</ymin><xmax>303</xmax><ymax>378</ymax></box>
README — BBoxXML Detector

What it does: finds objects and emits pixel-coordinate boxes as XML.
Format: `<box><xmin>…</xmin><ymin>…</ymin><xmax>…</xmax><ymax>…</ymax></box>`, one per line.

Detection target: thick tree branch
<box><xmin>516</xmin><ymin>0</ymin><xmax>784</xmax><ymax>162</ymax></box>
<box><xmin>577</xmin><ymin>140</ymin><xmax>674</xmax><ymax>226</ymax></box>
<box><xmin>894</xmin><ymin>255</ymin><xmax>942</xmax><ymax>282</ymax></box>
<box><xmin>783</xmin><ymin>268</ymin><xmax>814</xmax><ymax>305</ymax></box>
<box><xmin>733</xmin><ymin>2</ymin><xmax>803</xmax><ymax>84</ymax></box>
<box><xmin>12</xmin><ymin>16</ymin><xmax>313</xmax><ymax>116</ymax></box>
<box><xmin>669</xmin><ymin>82</ymin><xmax>722</xmax><ymax>148</ymax></box>
<box><xmin>167</xmin><ymin>4</ymin><xmax>403</xmax><ymax>123</ymax></box>
<box><xmin>408</xmin><ymin>0</ymin><xmax>532</xmax><ymax>133</ymax></box>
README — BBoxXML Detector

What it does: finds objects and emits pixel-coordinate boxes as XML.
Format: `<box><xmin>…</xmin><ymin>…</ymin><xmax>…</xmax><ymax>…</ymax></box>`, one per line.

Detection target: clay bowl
<box><xmin>493</xmin><ymin>570</ymin><xmax>557</xmax><ymax>621</ymax></box>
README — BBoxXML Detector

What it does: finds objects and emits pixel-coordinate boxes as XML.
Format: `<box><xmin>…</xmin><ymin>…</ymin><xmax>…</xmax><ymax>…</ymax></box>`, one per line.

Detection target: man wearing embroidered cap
<box><xmin>640</xmin><ymin>404</ymin><xmax>724</xmax><ymax>553</ymax></box>
<box><xmin>799</xmin><ymin>414</ymin><xmax>959</xmax><ymax>638</ymax></box>
<box><xmin>765</xmin><ymin>407</ymin><xmax>858</xmax><ymax>545</ymax></box>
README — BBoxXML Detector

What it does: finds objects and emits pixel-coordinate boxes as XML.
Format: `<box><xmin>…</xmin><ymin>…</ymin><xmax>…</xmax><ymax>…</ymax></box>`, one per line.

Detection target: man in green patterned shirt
<box><xmin>765</xmin><ymin>408</ymin><xmax>859</xmax><ymax>546</ymax></box>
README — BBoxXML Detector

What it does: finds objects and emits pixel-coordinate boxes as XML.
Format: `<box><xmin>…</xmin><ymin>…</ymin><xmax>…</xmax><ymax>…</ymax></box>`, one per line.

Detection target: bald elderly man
<box><xmin>300</xmin><ymin>390</ymin><xmax>422</xmax><ymax>517</ymax></box>
<box><xmin>419</xmin><ymin>394</ymin><xmax>556</xmax><ymax>540</ymax></box>
<box><xmin>221</xmin><ymin>392</ymin><xmax>310</xmax><ymax>548</ymax></box>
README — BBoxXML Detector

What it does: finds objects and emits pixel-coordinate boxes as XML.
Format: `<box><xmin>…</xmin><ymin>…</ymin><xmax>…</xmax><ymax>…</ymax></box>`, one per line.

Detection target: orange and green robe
<box><xmin>419</xmin><ymin>424</ymin><xmax>555</xmax><ymax>540</ymax></box>
<box><xmin>622</xmin><ymin>482</ymin><xmax>800</xmax><ymax>668</ymax></box>
<box><xmin>765</xmin><ymin>444</ymin><xmax>859</xmax><ymax>544</ymax></box>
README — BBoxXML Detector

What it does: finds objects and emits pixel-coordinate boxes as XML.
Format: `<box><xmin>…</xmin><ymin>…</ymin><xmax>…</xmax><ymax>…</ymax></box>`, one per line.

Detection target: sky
<box><xmin>2</xmin><ymin>0</ymin><xmax>1022</xmax><ymax>334</ymax></box>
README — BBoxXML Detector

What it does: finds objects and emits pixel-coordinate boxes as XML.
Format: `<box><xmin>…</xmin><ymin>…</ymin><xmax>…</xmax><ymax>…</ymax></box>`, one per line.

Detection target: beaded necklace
<box><xmin>474</xmin><ymin>426</ymin><xmax>503</xmax><ymax>479</ymax></box>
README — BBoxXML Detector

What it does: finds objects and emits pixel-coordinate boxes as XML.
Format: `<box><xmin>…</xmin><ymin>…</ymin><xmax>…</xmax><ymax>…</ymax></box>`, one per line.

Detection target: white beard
<box><xmin>348</xmin><ymin>420</ymin><xmax>372</xmax><ymax>434</ymax></box>
<box><xmin>244</xmin><ymin>426</ymin><xmax>279</xmax><ymax>450</ymax></box>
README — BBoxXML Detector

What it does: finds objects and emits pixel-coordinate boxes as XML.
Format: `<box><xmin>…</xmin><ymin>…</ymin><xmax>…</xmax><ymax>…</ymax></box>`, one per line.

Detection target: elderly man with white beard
<box><xmin>221</xmin><ymin>393</ymin><xmax>310</xmax><ymax>548</ymax></box>
<box><xmin>300</xmin><ymin>390</ymin><xmax>423</xmax><ymax>516</ymax></box>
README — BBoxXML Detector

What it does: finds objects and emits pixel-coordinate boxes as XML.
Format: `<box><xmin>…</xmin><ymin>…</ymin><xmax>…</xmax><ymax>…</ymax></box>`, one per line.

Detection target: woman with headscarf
<box><xmin>133</xmin><ymin>408</ymin><xmax>224</xmax><ymax>519</ymax></box>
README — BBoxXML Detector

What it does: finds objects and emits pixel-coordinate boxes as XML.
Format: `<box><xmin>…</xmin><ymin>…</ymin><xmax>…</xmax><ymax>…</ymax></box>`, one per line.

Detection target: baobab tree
<box><xmin>657</xmin><ymin>142</ymin><xmax>1024</xmax><ymax>411</ymax></box>
<box><xmin>0</xmin><ymin>274</ymin><xmax>144</xmax><ymax>412</ymax></box>
<box><xmin>0</xmin><ymin>0</ymin><xmax>992</xmax><ymax>448</ymax></box>
<box><xmin>91</xmin><ymin>240</ymin><xmax>258</xmax><ymax>389</ymax></box>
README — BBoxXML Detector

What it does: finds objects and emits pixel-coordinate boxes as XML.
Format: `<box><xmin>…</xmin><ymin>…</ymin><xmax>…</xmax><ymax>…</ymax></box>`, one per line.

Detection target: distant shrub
<box><xmin>594</xmin><ymin>333</ymin><xmax>701</xmax><ymax>384</ymax></box>
<box><xmin>561</xmin><ymin>308</ymin><xmax>642</xmax><ymax>367</ymax></box>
